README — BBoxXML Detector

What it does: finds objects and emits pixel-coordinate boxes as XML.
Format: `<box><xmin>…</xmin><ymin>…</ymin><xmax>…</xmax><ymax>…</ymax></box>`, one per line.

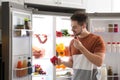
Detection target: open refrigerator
<box><xmin>1</xmin><ymin>2</ymin><xmax>81</xmax><ymax>80</ymax></box>
<box><xmin>88</xmin><ymin>13</ymin><xmax>120</xmax><ymax>80</ymax></box>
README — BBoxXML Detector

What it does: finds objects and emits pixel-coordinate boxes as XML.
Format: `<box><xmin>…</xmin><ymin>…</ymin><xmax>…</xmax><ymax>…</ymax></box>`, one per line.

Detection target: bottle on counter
<box><xmin>27</xmin><ymin>57</ymin><xmax>32</xmax><ymax>75</ymax></box>
<box><xmin>16</xmin><ymin>56</ymin><xmax>23</xmax><ymax>77</ymax></box>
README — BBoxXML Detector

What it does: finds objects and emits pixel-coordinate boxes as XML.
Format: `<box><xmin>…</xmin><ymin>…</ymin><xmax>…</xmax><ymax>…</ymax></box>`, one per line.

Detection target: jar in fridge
<box><xmin>114</xmin><ymin>24</ymin><xmax>119</xmax><ymax>32</ymax></box>
<box><xmin>108</xmin><ymin>24</ymin><xmax>113</xmax><ymax>32</ymax></box>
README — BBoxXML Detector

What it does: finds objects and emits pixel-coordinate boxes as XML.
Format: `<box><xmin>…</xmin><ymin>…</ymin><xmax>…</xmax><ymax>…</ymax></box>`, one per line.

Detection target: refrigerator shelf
<box><xmin>107</xmin><ymin>75</ymin><xmax>119</xmax><ymax>77</ymax></box>
<box><xmin>12</xmin><ymin>54</ymin><xmax>31</xmax><ymax>56</ymax></box>
<box><xmin>56</xmin><ymin>75</ymin><xmax>72</xmax><ymax>78</ymax></box>
<box><xmin>56</xmin><ymin>68</ymin><xmax>72</xmax><ymax>72</ymax></box>
<box><xmin>93</xmin><ymin>32</ymin><xmax>120</xmax><ymax>35</ymax></box>
<box><xmin>13</xmin><ymin>29</ymin><xmax>32</xmax><ymax>31</ymax></box>
<box><xmin>32</xmin><ymin>74</ymin><xmax>48</xmax><ymax>77</ymax></box>
<box><xmin>32</xmin><ymin>56</ymin><xmax>50</xmax><ymax>60</ymax></box>
<box><xmin>14</xmin><ymin>66</ymin><xmax>34</xmax><ymax>70</ymax></box>
<box><xmin>90</xmin><ymin>18</ymin><xmax>120</xmax><ymax>21</ymax></box>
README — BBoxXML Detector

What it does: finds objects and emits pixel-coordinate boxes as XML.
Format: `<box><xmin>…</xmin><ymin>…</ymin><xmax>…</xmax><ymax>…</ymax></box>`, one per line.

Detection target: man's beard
<box><xmin>75</xmin><ymin>29</ymin><xmax>82</xmax><ymax>36</ymax></box>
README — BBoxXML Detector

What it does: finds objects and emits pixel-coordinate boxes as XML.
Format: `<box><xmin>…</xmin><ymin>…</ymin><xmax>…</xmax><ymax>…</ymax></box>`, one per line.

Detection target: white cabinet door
<box><xmin>1</xmin><ymin>0</ymin><xmax>24</xmax><ymax>5</ymax></box>
<box><xmin>112</xmin><ymin>0</ymin><xmax>120</xmax><ymax>12</ymax></box>
<box><xmin>58</xmin><ymin>0</ymin><xmax>86</xmax><ymax>9</ymax></box>
<box><xmin>24</xmin><ymin>0</ymin><xmax>85</xmax><ymax>9</ymax></box>
<box><xmin>25</xmin><ymin>0</ymin><xmax>58</xmax><ymax>6</ymax></box>
<box><xmin>86</xmin><ymin>0</ymin><xmax>112</xmax><ymax>13</ymax></box>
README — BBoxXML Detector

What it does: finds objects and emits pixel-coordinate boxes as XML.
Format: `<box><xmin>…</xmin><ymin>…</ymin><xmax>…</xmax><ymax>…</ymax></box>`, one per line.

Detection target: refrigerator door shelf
<box><xmin>14</xmin><ymin>66</ymin><xmax>34</xmax><ymax>70</ymax></box>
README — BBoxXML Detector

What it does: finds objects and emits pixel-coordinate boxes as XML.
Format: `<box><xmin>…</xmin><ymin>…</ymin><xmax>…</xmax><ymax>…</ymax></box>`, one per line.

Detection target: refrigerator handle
<box><xmin>2</xmin><ymin>61</ymin><xmax>5</xmax><ymax>80</ymax></box>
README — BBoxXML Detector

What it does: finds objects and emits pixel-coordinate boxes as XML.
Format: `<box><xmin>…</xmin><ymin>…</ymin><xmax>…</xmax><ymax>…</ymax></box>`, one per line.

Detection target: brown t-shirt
<box><xmin>69</xmin><ymin>33</ymin><xmax>106</xmax><ymax>56</ymax></box>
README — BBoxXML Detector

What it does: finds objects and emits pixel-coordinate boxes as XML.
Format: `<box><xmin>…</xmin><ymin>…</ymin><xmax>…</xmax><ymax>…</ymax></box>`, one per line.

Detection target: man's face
<box><xmin>71</xmin><ymin>20</ymin><xmax>82</xmax><ymax>36</ymax></box>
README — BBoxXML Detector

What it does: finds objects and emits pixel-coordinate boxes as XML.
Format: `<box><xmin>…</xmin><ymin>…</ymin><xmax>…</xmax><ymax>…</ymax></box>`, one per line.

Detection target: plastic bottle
<box><xmin>16</xmin><ymin>56</ymin><xmax>23</xmax><ymax>77</ymax></box>
<box><xmin>101</xmin><ymin>64</ymin><xmax>107</xmax><ymax>80</ymax></box>
<box><xmin>27</xmin><ymin>57</ymin><xmax>32</xmax><ymax>75</ymax></box>
<box><xmin>112</xmin><ymin>42</ymin><xmax>116</xmax><ymax>53</ymax></box>
<box><xmin>116</xmin><ymin>42</ymin><xmax>120</xmax><ymax>53</ymax></box>
<box><xmin>22</xmin><ymin>56</ymin><xmax>27</xmax><ymax>76</ymax></box>
<box><xmin>107</xmin><ymin>42</ymin><xmax>111</xmax><ymax>53</ymax></box>
<box><xmin>108</xmin><ymin>24</ymin><xmax>113</xmax><ymax>32</ymax></box>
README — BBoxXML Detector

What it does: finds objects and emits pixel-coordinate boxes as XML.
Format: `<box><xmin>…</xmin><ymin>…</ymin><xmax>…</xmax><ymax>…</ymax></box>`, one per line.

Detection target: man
<box><xmin>55</xmin><ymin>12</ymin><xmax>106</xmax><ymax>80</ymax></box>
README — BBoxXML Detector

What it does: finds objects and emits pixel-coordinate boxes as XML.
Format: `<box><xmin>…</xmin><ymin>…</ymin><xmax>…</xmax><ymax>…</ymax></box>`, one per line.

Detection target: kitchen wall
<box><xmin>86</xmin><ymin>0</ymin><xmax>120</xmax><ymax>13</ymax></box>
<box><xmin>0</xmin><ymin>0</ymin><xmax>120</xmax><ymax>13</ymax></box>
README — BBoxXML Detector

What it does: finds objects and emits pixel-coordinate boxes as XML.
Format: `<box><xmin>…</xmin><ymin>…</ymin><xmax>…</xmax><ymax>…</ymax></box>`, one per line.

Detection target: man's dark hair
<box><xmin>71</xmin><ymin>11</ymin><xmax>88</xmax><ymax>30</ymax></box>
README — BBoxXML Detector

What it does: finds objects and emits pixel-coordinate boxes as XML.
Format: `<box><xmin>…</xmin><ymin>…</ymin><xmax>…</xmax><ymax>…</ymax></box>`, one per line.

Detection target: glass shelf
<box><xmin>32</xmin><ymin>74</ymin><xmax>48</xmax><ymax>77</ymax></box>
<box><xmin>13</xmin><ymin>29</ymin><xmax>32</xmax><ymax>31</ymax></box>
<box><xmin>14</xmin><ymin>66</ymin><xmax>34</xmax><ymax>70</ymax></box>
<box><xmin>32</xmin><ymin>56</ymin><xmax>50</xmax><ymax>60</ymax></box>
<box><xmin>93</xmin><ymin>32</ymin><xmax>120</xmax><ymax>35</ymax></box>
<box><xmin>107</xmin><ymin>75</ymin><xmax>119</xmax><ymax>77</ymax></box>
<box><xmin>56</xmin><ymin>68</ymin><xmax>72</xmax><ymax>72</ymax></box>
<box><xmin>56</xmin><ymin>75</ymin><xmax>72</xmax><ymax>79</ymax></box>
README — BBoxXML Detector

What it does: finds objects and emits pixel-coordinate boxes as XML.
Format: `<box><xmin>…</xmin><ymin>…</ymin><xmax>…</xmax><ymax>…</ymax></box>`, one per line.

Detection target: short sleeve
<box><xmin>94</xmin><ymin>36</ymin><xmax>106</xmax><ymax>53</ymax></box>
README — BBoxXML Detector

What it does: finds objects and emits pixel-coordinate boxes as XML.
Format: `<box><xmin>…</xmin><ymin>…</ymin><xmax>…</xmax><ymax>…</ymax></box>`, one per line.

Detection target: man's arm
<box><xmin>78</xmin><ymin>45</ymin><xmax>105</xmax><ymax>67</ymax></box>
<box><xmin>58</xmin><ymin>56</ymin><xmax>73</xmax><ymax>68</ymax></box>
<box><xmin>73</xmin><ymin>37</ymin><xmax>105</xmax><ymax>67</ymax></box>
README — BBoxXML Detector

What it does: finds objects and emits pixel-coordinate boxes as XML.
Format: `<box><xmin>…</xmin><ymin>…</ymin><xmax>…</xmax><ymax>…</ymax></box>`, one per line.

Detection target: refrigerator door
<box><xmin>32</xmin><ymin>14</ymin><xmax>55</xmax><ymax>80</ymax></box>
<box><xmin>2</xmin><ymin>2</ymin><xmax>32</xmax><ymax>80</ymax></box>
<box><xmin>88</xmin><ymin>13</ymin><xmax>120</xmax><ymax>80</ymax></box>
<box><xmin>12</xmin><ymin>10</ymin><xmax>32</xmax><ymax>80</ymax></box>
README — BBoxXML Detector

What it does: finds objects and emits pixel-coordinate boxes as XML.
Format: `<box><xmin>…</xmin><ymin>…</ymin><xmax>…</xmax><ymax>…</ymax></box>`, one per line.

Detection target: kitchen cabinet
<box><xmin>86</xmin><ymin>0</ymin><xmax>112</xmax><ymax>13</ymax></box>
<box><xmin>25</xmin><ymin>0</ymin><xmax>57</xmax><ymax>6</ymax></box>
<box><xmin>112</xmin><ymin>0</ymin><xmax>120</xmax><ymax>12</ymax></box>
<box><xmin>0</xmin><ymin>0</ymin><xmax>24</xmax><ymax>4</ymax></box>
<box><xmin>57</xmin><ymin>0</ymin><xmax>86</xmax><ymax>9</ymax></box>
<box><xmin>24</xmin><ymin>0</ymin><xmax>85</xmax><ymax>9</ymax></box>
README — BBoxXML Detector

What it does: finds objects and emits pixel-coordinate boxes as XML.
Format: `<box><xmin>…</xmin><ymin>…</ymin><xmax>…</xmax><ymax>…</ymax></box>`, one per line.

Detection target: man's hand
<box><xmin>73</xmin><ymin>37</ymin><xmax>83</xmax><ymax>49</ymax></box>
<box><xmin>50</xmin><ymin>56</ymin><xmax>62</xmax><ymax>65</ymax></box>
